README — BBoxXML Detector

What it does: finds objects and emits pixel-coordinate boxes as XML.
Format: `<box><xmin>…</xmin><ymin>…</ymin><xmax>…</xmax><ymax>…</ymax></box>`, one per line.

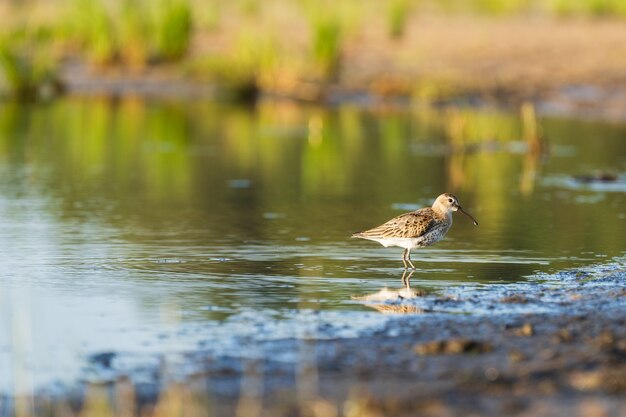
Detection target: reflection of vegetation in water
<box><xmin>1</xmin><ymin>99</ymin><xmax>625</xmax><ymax>269</ymax></box>
<box><xmin>1</xmin><ymin>98</ymin><xmax>626</xmax><ymax>343</ymax></box>
<box><xmin>302</xmin><ymin>111</ymin><xmax>350</xmax><ymax>197</ymax></box>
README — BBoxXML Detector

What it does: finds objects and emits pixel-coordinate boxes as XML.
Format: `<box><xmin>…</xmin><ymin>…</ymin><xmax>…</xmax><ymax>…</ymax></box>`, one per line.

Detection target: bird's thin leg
<box><xmin>406</xmin><ymin>248</ymin><xmax>416</xmax><ymax>270</ymax></box>
<box><xmin>401</xmin><ymin>248</ymin><xmax>408</xmax><ymax>269</ymax></box>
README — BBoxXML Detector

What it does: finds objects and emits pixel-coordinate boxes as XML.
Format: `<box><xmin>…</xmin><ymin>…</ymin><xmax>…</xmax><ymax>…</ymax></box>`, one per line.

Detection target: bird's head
<box><xmin>434</xmin><ymin>193</ymin><xmax>478</xmax><ymax>225</ymax></box>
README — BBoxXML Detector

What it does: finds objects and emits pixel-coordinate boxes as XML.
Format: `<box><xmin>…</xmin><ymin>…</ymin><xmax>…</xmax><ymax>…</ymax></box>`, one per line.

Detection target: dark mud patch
<box><xmin>4</xmin><ymin>260</ymin><xmax>626</xmax><ymax>417</ymax></box>
<box><xmin>414</xmin><ymin>338</ymin><xmax>494</xmax><ymax>355</ymax></box>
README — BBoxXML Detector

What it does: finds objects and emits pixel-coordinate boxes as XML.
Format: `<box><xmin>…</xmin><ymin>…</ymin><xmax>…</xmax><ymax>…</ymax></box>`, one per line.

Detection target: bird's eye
<box><xmin>448</xmin><ymin>198</ymin><xmax>453</xmax><ymax>203</ymax></box>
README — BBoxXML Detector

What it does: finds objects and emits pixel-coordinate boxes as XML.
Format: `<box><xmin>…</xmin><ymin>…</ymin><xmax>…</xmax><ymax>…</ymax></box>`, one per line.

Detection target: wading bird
<box><xmin>352</xmin><ymin>193</ymin><xmax>478</xmax><ymax>269</ymax></box>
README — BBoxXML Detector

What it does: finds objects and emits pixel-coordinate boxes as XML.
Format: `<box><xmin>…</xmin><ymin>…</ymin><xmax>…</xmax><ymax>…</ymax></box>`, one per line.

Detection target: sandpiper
<box><xmin>352</xmin><ymin>193</ymin><xmax>478</xmax><ymax>269</ymax></box>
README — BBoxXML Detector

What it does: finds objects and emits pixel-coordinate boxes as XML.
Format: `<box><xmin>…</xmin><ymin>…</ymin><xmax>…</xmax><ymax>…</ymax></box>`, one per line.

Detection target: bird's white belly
<box><xmin>370</xmin><ymin>237</ymin><xmax>421</xmax><ymax>249</ymax></box>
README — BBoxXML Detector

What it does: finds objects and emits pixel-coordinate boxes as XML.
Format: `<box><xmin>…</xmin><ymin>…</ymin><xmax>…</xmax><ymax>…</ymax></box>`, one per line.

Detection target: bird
<box><xmin>351</xmin><ymin>193</ymin><xmax>478</xmax><ymax>269</ymax></box>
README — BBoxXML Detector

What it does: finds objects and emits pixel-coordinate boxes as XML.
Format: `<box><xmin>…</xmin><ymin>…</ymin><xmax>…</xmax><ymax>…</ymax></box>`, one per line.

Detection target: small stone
<box><xmin>552</xmin><ymin>328</ymin><xmax>573</xmax><ymax>343</ymax></box>
<box><xmin>569</xmin><ymin>371</ymin><xmax>603</xmax><ymax>391</ymax></box>
<box><xmin>539</xmin><ymin>349</ymin><xmax>557</xmax><ymax>360</ymax></box>
<box><xmin>512</xmin><ymin>323</ymin><xmax>534</xmax><ymax>337</ymax></box>
<box><xmin>414</xmin><ymin>340</ymin><xmax>445</xmax><ymax>355</ymax></box>
<box><xmin>597</xmin><ymin>330</ymin><xmax>616</xmax><ymax>346</ymax></box>
<box><xmin>485</xmin><ymin>367</ymin><xmax>499</xmax><ymax>381</ymax></box>
<box><xmin>414</xmin><ymin>338</ymin><xmax>492</xmax><ymax>355</ymax></box>
<box><xmin>500</xmin><ymin>294</ymin><xmax>528</xmax><ymax>304</ymax></box>
<box><xmin>508</xmin><ymin>349</ymin><xmax>527</xmax><ymax>363</ymax></box>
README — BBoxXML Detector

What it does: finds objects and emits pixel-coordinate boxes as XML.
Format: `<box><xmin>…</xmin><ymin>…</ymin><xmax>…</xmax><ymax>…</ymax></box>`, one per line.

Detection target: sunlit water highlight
<box><xmin>0</xmin><ymin>99</ymin><xmax>624</xmax><ymax>394</ymax></box>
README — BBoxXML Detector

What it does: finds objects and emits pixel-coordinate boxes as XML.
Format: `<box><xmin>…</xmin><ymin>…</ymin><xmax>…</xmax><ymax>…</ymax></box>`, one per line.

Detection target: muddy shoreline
<box><xmin>10</xmin><ymin>261</ymin><xmax>624</xmax><ymax>417</ymax></box>
<box><xmin>61</xmin><ymin>62</ymin><xmax>626</xmax><ymax>123</ymax></box>
<box><xmin>180</xmin><ymin>264</ymin><xmax>626</xmax><ymax>417</ymax></box>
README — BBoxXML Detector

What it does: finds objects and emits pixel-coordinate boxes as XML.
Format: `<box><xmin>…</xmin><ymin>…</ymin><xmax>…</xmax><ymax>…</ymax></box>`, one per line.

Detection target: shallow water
<box><xmin>0</xmin><ymin>99</ymin><xmax>624</xmax><ymax>393</ymax></box>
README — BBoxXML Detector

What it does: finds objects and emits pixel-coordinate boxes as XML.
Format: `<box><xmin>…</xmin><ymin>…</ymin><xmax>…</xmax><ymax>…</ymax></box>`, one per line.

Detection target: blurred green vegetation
<box><xmin>436</xmin><ymin>0</ymin><xmax>626</xmax><ymax>15</ymax></box>
<box><xmin>0</xmin><ymin>24</ymin><xmax>61</xmax><ymax>99</ymax></box>
<box><xmin>309</xmin><ymin>13</ymin><xmax>343</xmax><ymax>81</ymax></box>
<box><xmin>549</xmin><ymin>0</ymin><xmax>626</xmax><ymax>16</ymax></box>
<box><xmin>388</xmin><ymin>0</ymin><xmax>413</xmax><ymax>39</ymax></box>
<box><xmin>1</xmin><ymin>0</ymin><xmax>626</xmax><ymax>100</ymax></box>
<box><xmin>62</xmin><ymin>0</ymin><xmax>192</xmax><ymax>67</ymax></box>
<box><xmin>0</xmin><ymin>39</ymin><xmax>57</xmax><ymax>99</ymax></box>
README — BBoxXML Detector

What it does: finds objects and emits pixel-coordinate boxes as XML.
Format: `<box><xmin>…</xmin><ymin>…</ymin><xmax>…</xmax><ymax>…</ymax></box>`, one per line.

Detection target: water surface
<box><xmin>0</xmin><ymin>99</ymin><xmax>624</xmax><ymax>392</ymax></box>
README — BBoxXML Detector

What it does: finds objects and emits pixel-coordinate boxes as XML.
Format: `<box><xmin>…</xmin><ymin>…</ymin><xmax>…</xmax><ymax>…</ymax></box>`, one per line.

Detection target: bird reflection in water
<box><xmin>351</xmin><ymin>270</ymin><xmax>428</xmax><ymax>314</ymax></box>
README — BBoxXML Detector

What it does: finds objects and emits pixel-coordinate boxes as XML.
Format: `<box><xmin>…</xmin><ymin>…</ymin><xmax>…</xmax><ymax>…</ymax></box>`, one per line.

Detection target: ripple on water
<box><xmin>543</xmin><ymin>173</ymin><xmax>626</xmax><ymax>193</ymax></box>
<box><xmin>350</xmin><ymin>257</ymin><xmax>626</xmax><ymax>317</ymax></box>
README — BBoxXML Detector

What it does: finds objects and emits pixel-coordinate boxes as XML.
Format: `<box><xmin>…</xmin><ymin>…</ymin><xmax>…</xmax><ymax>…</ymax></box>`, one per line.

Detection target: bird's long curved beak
<box><xmin>458</xmin><ymin>206</ymin><xmax>478</xmax><ymax>226</ymax></box>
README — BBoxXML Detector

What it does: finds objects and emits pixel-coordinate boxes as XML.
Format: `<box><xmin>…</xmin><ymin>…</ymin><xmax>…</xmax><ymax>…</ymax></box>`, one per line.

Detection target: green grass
<box><xmin>186</xmin><ymin>31</ymin><xmax>280</xmax><ymax>102</ymax></box>
<box><xmin>433</xmin><ymin>0</ymin><xmax>626</xmax><ymax>16</ymax></box>
<box><xmin>0</xmin><ymin>34</ymin><xmax>60</xmax><ymax>100</ymax></box>
<box><xmin>472</xmin><ymin>0</ymin><xmax>533</xmax><ymax>15</ymax></box>
<box><xmin>549</xmin><ymin>0</ymin><xmax>626</xmax><ymax>17</ymax></box>
<box><xmin>118</xmin><ymin>0</ymin><xmax>151</xmax><ymax>67</ymax></box>
<box><xmin>59</xmin><ymin>0</ymin><xmax>116</xmax><ymax>65</ymax></box>
<box><xmin>2</xmin><ymin>0</ymin><xmax>626</xmax><ymax>102</ymax></box>
<box><xmin>151</xmin><ymin>0</ymin><xmax>193</xmax><ymax>62</ymax></box>
<box><xmin>388</xmin><ymin>0</ymin><xmax>412</xmax><ymax>39</ymax></box>
<box><xmin>191</xmin><ymin>0</ymin><xmax>221</xmax><ymax>31</ymax></box>
<box><xmin>62</xmin><ymin>0</ymin><xmax>193</xmax><ymax>68</ymax></box>
<box><xmin>310</xmin><ymin>14</ymin><xmax>342</xmax><ymax>80</ymax></box>
<box><xmin>434</xmin><ymin>0</ymin><xmax>532</xmax><ymax>15</ymax></box>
